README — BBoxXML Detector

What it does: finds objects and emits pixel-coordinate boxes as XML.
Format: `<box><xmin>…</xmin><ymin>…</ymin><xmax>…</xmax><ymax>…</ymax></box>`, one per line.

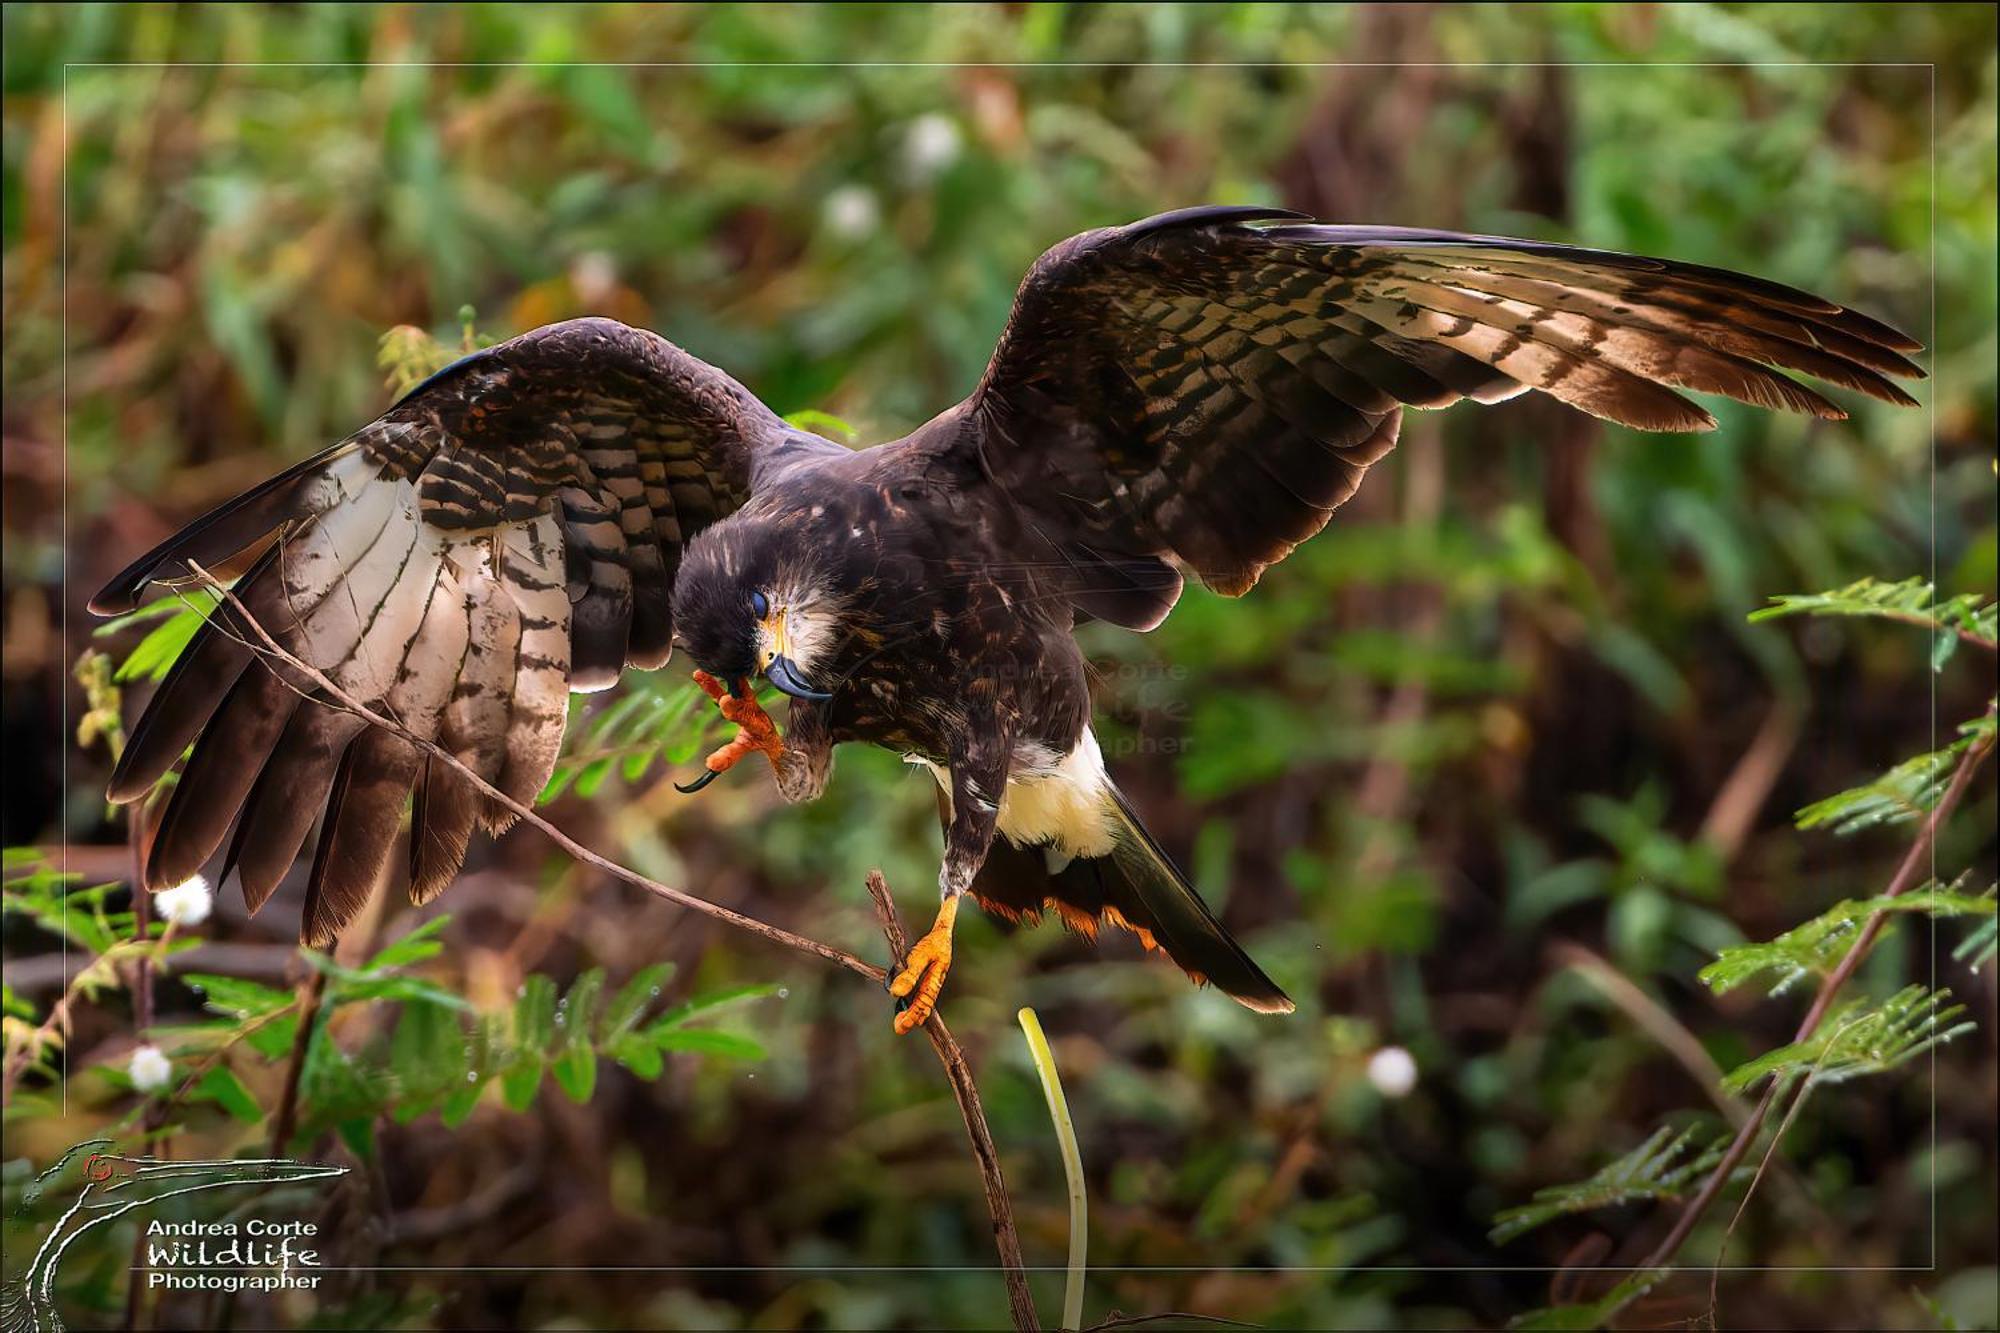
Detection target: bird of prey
<box><xmin>91</xmin><ymin>205</ymin><xmax>1923</xmax><ymax>1033</ymax></box>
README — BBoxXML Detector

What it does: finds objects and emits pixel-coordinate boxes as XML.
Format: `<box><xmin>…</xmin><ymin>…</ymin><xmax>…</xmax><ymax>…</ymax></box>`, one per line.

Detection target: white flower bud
<box><xmin>901</xmin><ymin>113</ymin><xmax>962</xmax><ymax>181</ymax></box>
<box><xmin>1366</xmin><ymin>1046</ymin><xmax>1418</xmax><ymax>1098</ymax></box>
<box><xmin>154</xmin><ymin>875</ymin><xmax>213</xmax><ymax>928</ymax></box>
<box><xmin>128</xmin><ymin>1044</ymin><xmax>172</xmax><ymax>1093</ymax></box>
<box><xmin>823</xmin><ymin>185</ymin><xmax>881</xmax><ymax>240</ymax></box>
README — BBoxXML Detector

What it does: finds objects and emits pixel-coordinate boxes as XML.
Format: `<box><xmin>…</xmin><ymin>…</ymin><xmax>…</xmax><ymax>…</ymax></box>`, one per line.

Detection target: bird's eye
<box><xmin>750</xmin><ymin>591</ymin><xmax>769</xmax><ymax>619</ymax></box>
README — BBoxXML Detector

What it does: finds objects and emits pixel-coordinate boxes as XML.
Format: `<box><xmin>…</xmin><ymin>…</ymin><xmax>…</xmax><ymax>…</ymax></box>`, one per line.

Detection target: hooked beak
<box><xmin>759</xmin><ymin>608</ymin><xmax>833</xmax><ymax>702</ymax></box>
<box><xmin>766</xmin><ymin>654</ymin><xmax>832</xmax><ymax>702</ymax></box>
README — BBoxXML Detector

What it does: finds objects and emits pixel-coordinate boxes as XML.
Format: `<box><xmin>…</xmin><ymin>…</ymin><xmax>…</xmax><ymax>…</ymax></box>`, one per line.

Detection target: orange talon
<box><xmin>676</xmin><ymin>674</ymin><xmax>786</xmax><ymax>793</ymax></box>
<box><xmin>889</xmin><ymin>896</ymin><xmax>960</xmax><ymax>1034</ymax></box>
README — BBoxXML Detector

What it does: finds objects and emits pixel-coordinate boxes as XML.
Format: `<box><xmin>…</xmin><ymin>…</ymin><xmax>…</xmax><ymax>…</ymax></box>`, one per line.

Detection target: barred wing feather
<box><xmin>92</xmin><ymin>318</ymin><xmax>799</xmax><ymax>944</ymax></box>
<box><xmin>963</xmin><ymin>208</ymin><xmax>1924</xmax><ymax>602</ymax></box>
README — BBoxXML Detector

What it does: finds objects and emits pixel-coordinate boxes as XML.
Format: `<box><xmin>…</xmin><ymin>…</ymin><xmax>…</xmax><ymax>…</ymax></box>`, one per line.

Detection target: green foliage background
<box><xmin>2</xmin><ymin>4</ymin><xmax>1995</xmax><ymax>1330</ymax></box>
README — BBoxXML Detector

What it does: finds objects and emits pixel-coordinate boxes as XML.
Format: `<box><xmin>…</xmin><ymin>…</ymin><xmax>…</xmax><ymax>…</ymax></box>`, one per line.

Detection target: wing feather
<box><xmin>956</xmin><ymin>210</ymin><xmax>1923</xmax><ymax>600</ymax></box>
<box><xmin>96</xmin><ymin>317</ymin><xmax>794</xmax><ymax>940</ymax></box>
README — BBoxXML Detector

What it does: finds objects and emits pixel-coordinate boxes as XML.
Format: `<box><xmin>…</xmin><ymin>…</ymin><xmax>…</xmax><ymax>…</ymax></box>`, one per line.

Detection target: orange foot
<box><xmin>675</xmin><ymin>671</ymin><xmax>785</xmax><ymax>794</ymax></box>
<box><xmin>888</xmin><ymin>895</ymin><xmax>960</xmax><ymax>1034</ymax></box>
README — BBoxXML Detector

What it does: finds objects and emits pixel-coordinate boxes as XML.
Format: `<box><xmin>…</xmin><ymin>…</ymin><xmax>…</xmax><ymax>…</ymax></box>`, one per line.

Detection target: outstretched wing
<box><xmin>92</xmin><ymin>317</ymin><xmax>806</xmax><ymax>943</ymax></box>
<box><xmin>957</xmin><ymin>206</ymin><xmax>1925</xmax><ymax>605</ymax></box>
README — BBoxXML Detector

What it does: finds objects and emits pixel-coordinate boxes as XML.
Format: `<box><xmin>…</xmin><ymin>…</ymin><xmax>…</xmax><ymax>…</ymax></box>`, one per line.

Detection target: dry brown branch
<box><xmin>1697</xmin><ymin>701</ymin><xmax>1801</xmax><ymax>864</ymax></box>
<box><xmin>269</xmin><ymin>970</ymin><xmax>326</xmax><ymax>1158</ymax></box>
<box><xmin>1549</xmin><ymin>942</ymin><xmax>1740</xmax><ymax>1128</ymax></box>
<box><xmin>866</xmin><ymin>871</ymin><xmax>1039</xmax><ymax>1333</ymax></box>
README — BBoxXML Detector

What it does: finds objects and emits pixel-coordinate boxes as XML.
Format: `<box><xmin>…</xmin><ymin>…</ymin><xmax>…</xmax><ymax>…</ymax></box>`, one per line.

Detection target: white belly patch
<box><xmin>908</xmin><ymin>730</ymin><xmax>1118</xmax><ymax>860</ymax></box>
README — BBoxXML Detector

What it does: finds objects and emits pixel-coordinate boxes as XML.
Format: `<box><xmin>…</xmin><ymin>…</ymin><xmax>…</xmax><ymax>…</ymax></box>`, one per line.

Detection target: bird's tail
<box><xmin>965</xmin><ymin>786</ymin><xmax>1294</xmax><ymax>1015</ymax></box>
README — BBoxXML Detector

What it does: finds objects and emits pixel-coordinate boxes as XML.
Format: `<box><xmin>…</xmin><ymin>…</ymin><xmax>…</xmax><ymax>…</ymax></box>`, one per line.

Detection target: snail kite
<box><xmin>92</xmin><ymin>206</ymin><xmax>1924</xmax><ymax>1032</ymax></box>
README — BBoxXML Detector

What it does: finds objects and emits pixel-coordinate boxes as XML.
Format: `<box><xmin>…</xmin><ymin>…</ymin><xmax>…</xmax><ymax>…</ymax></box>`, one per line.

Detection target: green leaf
<box><xmin>1796</xmin><ymin>711</ymin><xmax>1995</xmax><ymax>835</ymax></box>
<box><xmin>643</xmin><ymin>982</ymin><xmax>780</xmax><ymax>1034</ymax></box>
<box><xmin>599</xmin><ymin>963</ymin><xmax>674</xmax><ymax>1043</ymax></box>
<box><xmin>500</xmin><ymin>1049</ymin><xmax>545</xmax><ymax>1111</ymax></box>
<box><xmin>108</xmin><ymin>592</ymin><xmax>220</xmax><ymax>683</ymax></box>
<box><xmin>609</xmin><ymin>1032</ymin><xmax>664</xmax><ymax>1080</ymax></box>
<box><xmin>1510</xmin><ymin>1271</ymin><xmax>1666</xmax><ymax>1331</ymax></box>
<box><xmin>650</xmin><ymin>1029</ymin><xmax>767</xmax><ymax>1061</ymax></box>
<box><xmin>501</xmin><ymin>975</ymin><xmax>559</xmax><ymax>1110</ymax></box>
<box><xmin>1750</xmin><ymin>577</ymin><xmax>1997</xmax><ymax>667</ymax></box>
<box><xmin>364</xmin><ymin>915</ymin><xmax>453</xmax><ymax>971</ymax></box>
<box><xmin>183</xmin><ymin>973</ymin><xmax>295</xmax><ymax>1019</ymax></box>
<box><xmin>1723</xmin><ymin>986</ymin><xmax>1975</xmax><ymax>1093</ymax></box>
<box><xmin>441</xmin><ymin>1014</ymin><xmax>505</xmax><ymax>1128</ymax></box>
<box><xmin>782</xmin><ymin>407</ymin><xmax>859</xmax><ymax>443</ymax></box>
<box><xmin>1490</xmin><ymin>1124</ymin><xmax>1724</xmax><ymax>1245</ymax></box>
<box><xmin>513</xmin><ymin>974</ymin><xmax>558</xmax><ymax>1050</ymax></box>
<box><xmin>245</xmin><ymin>1014</ymin><xmax>300</xmax><ymax>1060</ymax></box>
<box><xmin>549</xmin><ymin>969</ymin><xmax>604</xmax><ymax>1103</ymax></box>
<box><xmin>552</xmin><ymin>1041</ymin><xmax>597</xmax><ymax>1103</ymax></box>
<box><xmin>1700</xmin><ymin>886</ymin><xmax>1996</xmax><ymax>997</ymax></box>
<box><xmin>389</xmin><ymin>998</ymin><xmax>466</xmax><ymax>1122</ymax></box>
<box><xmin>558</xmin><ymin>968</ymin><xmax>605</xmax><ymax>1035</ymax></box>
<box><xmin>336</xmin><ymin>1117</ymin><xmax>377</xmax><ymax>1162</ymax></box>
<box><xmin>1952</xmin><ymin>914</ymin><xmax>1998</xmax><ymax>972</ymax></box>
<box><xmin>194</xmin><ymin>1066</ymin><xmax>263</xmax><ymax>1124</ymax></box>
<box><xmin>573</xmin><ymin>757</ymin><xmax>615</xmax><ymax>799</ymax></box>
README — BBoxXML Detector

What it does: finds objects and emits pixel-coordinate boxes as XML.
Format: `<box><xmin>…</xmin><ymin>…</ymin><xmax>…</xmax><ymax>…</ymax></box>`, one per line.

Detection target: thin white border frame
<box><xmin>45</xmin><ymin>51</ymin><xmax>1953</xmax><ymax>1291</ymax></box>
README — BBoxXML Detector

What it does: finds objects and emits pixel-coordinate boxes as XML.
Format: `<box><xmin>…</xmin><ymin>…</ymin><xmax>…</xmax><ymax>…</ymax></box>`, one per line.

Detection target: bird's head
<box><xmin>673</xmin><ymin>516</ymin><xmax>842</xmax><ymax>702</ymax></box>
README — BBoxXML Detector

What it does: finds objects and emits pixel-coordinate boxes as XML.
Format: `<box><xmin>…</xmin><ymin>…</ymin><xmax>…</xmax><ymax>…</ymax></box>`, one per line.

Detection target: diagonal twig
<box><xmin>866</xmin><ymin>871</ymin><xmax>1039</xmax><ymax>1333</ymax></box>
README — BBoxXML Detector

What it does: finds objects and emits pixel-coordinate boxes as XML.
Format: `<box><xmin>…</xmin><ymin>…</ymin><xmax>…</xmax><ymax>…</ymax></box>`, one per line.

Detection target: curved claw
<box><xmin>675</xmin><ymin>767</ymin><xmax>723</xmax><ymax>795</ymax></box>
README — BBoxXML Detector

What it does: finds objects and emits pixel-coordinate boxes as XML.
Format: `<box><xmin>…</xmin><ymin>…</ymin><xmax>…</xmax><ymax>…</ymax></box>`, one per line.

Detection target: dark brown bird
<box><xmin>91</xmin><ymin>206</ymin><xmax>1924</xmax><ymax>1032</ymax></box>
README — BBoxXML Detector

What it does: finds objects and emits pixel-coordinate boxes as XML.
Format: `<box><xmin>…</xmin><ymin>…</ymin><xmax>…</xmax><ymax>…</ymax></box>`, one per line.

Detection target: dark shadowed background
<box><xmin>3</xmin><ymin>4</ymin><xmax>1995</xmax><ymax>1330</ymax></box>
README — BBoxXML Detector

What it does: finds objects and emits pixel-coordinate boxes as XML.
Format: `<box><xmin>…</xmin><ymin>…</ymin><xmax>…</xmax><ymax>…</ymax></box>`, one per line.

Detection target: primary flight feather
<box><xmin>92</xmin><ymin>206</ymin><xmax>1924</xmax><ymax>1031</ymax></box>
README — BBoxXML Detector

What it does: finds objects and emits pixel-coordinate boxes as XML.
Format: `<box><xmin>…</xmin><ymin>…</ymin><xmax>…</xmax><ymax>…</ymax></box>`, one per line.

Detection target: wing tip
<box><xmin>1232</xmin><ymin>990</ymin><xmax>1297</xmax><ymax>1016</ymax></box>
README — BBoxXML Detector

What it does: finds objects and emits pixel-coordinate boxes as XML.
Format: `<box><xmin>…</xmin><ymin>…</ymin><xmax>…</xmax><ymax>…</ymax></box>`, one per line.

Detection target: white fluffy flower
<box><xmin>900</xmin><ymin>113</ymin><xmax>962</xmax><ymax>181</ymax></box>
<box><xmin>128</xmin><ymin>1044</ymin><xmax>173</xmax><ymax>1093</ymax></box>
<box><xmin>1366</xmin><ymin>1046</ymin><xmax>1418</xmax><ymax>1098</ymax></box>
<box><xmin>823</xmin><ymin>185</ymin><xmax>881</xmax><ymax>240</ymax></box>
<box><xmin>154</xmin><ymin>875</ymin><xmax>213</xmax><ymax>928</ymax></box>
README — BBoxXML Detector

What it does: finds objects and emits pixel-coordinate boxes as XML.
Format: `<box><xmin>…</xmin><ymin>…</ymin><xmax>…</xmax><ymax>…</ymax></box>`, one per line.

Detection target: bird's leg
<box><xmin>889</xmin><ymin>894</ymin><xmax>959</xmax><ymax>1036</ymax></box>
<box><xmin>890</xmin><ymin>751</ymin><xmax>1005</xmax><ymax>1034</ymax></box>
<box><xmin>771</xmin><ymin>701</ymin><xmax>834</xmax><ymax>805</ymax></box>
<box><xmin>675</xmin><ymin>671</ymin><xmax>786</xmax><ymax>794</ymax></box>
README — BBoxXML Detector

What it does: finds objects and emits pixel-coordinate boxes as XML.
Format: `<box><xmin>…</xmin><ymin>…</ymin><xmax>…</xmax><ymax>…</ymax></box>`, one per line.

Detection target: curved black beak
<box><xmin>766</xmin><ymin>655</ymin><xmax>832</xmax><ymax>702</ymax></box>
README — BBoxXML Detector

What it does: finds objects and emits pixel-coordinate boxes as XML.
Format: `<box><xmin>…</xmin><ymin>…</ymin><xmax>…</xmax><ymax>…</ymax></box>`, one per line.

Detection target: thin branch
<box><xmin>1549</xmin><ymin>942</ymin><xmax>1741</xmax><ymax>1129</ymax></box>
<box><xmin>124</xmin><ymin>804</ymin><xmax>161</xmax><ymax>1333</ymax></box>
<box><xmin>185</xmin><ymin>561</ymin><xmax>884</xmax><ymax>986</ymax></box>
<box><xmin>1635</xmin><ymin>710</ymin><xmax>1995</xmax><ymax>1275</ymax></box>
<box><xmin>269</xmin><ymin>970</ymin><xmax>326</xmax><ymax>1158</ymax></box>
<box><xmin>867</xmin><ymin>871</ymin><xmax>1038</xmax><ymax>1333</ymax></box>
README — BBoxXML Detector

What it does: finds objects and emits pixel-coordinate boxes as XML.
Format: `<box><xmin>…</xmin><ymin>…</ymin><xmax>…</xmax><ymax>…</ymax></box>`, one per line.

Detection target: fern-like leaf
<box><xmin>1489</xmin><ymin>1124</ymin><xmax>1726</xmax><ymax>1245</ymax></box>
<box><xmin>1699</xmin><ymin>884</ymin><xmax>1996</xmax><ymax>997</ymax></box>
<box><xmin>1749</xmin><ymin>577</ymin><xmax>1996</xmax><ymax>669</ymax></box>
<box><xmin>1797</xmin><ymin>711</ymin><xmax>1998</xmax><ymax>835</ymax></box>
<box><xmin>1722</xmin><ymin>985</ymin><xmax>1973</xmax><ymax>1094</ymax></box>
<box><xmin>1509</xmin><ymin>1271</ymin><xmax>1666</xmax><ymax>1331</ymax></box>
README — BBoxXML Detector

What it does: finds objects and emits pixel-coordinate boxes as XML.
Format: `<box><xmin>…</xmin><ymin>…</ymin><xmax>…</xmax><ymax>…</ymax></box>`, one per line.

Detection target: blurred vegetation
<box><xmin>2</xmin><ymin>4</ymin><xmax>1996</xmax><ymax>1330</ymax></box>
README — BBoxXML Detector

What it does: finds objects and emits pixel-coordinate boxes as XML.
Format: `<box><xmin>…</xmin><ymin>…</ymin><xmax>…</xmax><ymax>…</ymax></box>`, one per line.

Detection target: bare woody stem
<box><xmin>866</xmin><ymin>871</ymin><xmax>1039</xmax><ymax>1333</ymax></box>
<box><xmin>1636</xmin><ymin>710</ymin><xmax>1995</xmax><ymax>1274</ymax></box>
<box><xmin>269</xmin><ymin>971</ymin><xmax>327</xmax><ymax>1158</ymax></box>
